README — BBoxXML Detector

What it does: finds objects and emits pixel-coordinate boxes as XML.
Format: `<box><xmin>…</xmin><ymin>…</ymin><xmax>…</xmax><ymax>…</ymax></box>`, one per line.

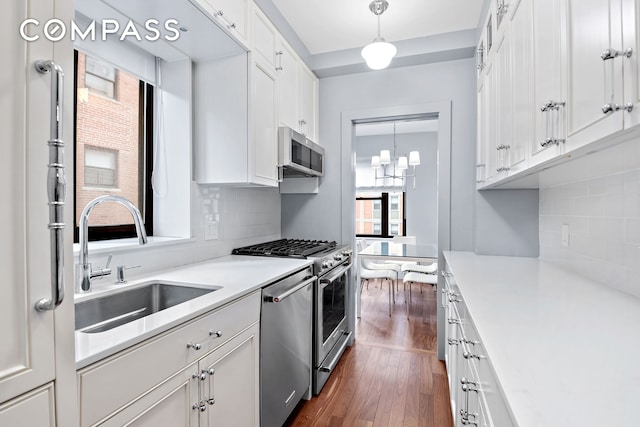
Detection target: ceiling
<box><xmin>271</xmin><ymin>0</ymin><xmax>484</xmax><ymax>55</ymax></box>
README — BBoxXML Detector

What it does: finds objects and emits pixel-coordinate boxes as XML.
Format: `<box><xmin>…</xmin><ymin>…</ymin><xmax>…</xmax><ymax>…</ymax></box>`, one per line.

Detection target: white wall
<box><xmin>355</xmin><ymin>132</ymin><xmax>438</xmax><ymax>247</ymax></box>
<box><xmin>282</xmin><ymin>58</ymin><xmax>478</xmax><ymax>248</ymax></box>
<box><xmin>539</xmin><ymin>137</ymin><xmax>640</xmax><ymax>297</ymax></box>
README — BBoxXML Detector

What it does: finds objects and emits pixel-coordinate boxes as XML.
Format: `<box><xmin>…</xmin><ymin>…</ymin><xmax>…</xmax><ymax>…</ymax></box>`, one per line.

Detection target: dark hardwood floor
<box><xmin>286</xmin><ymin>279</ymin><xmax>453</xmax><ymax>427</ymax></box>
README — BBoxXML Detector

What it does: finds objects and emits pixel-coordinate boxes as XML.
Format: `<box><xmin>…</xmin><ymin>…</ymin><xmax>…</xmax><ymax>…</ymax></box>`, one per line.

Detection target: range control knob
<box><xmin>334</xmin><ymin>254</ymin><xmax>343</xmax><ymax>261</ymax></box>
<box><xmin>321</xmin><ymin>260</ymin><xmax>330</xmax><ymax>268</ymax></box>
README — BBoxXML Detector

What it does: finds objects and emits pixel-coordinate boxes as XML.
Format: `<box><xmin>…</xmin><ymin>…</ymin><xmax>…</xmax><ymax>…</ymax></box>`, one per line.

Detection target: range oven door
<box><xmin>314</xmin><ymin>261</ymin><xmax>352</xmax><ymax>394</ymax></box>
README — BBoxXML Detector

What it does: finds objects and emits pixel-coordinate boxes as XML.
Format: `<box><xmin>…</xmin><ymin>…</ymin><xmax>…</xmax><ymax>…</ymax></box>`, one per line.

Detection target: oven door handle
<box><xmin>264</xmin><ymin>276</ymin><xmax>317</xmax><ymax>303</ymax></box>
<box><xmin>319</xmin><ymin>262</ymin><xmax>352</xmax><ymax>285</ymax></box>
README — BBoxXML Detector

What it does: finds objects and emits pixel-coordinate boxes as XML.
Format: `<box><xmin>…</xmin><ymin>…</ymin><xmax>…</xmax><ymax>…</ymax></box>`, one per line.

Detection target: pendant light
<box><xmin>361</xmin><ymin>0</ymin><xmax>397</xmax><ymax>70</ymax></box>
<box><xmin>371</xmin><ymin>122</ymin><xmax>421</xmax><ymax>189</ymax></box>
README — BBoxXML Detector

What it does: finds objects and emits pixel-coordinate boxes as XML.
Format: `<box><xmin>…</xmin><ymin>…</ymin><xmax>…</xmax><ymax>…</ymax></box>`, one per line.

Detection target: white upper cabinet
<box><xmin>252</xmin><ymin>6</ymin><xmax>278</xmax><ymax>68</ymax></box>
<box><xmin>622</xmin><ymin>0</ymin><xmax>640</xmax><ymax>128</ymax></box>
<box><xmin>564</xmin><ymin>0</ymin><xmax>624</xmax><ymax>151</ymax></box>
<box><xmin>198</xmin><ymin>0</ymin><xmax>251</xmax><ymax>47</ymax></box>
<box><xmin>299</xmin><ymin>64</ymin><xmax>319</xmax><ymax>141</ymax></box>
<box><xmin>276</xmin><ymin>39</ymin><xmax>300</xmax><ymax>132</ymax></box>
<box><xmin>477</xmin><ymin>0</ymin><xmax>640</xmax><ymax>188</ymax></box>
<box><xmin>531</xmin><ymin>0</ymin><xmax>567</xmax><ymax>166</ymax></box>
<box><xmin>506</xmin><ymin>0</ymin><xmax>532</xmax><ymax>175</ymax></box>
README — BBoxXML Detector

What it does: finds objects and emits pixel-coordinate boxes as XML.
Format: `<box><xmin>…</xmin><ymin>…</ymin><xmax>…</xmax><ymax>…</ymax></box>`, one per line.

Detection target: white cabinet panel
<box><xmin>0</xmin><ymin>0</ymin><xmax>62</xmax><ymax>405</ymax></box>
<box><xmin>494</xmin><ymin>31</ymin><xmax>511</xmax><ymax>179</ymax></box>
<box><xmin>98</xmin><ymin>366</ymin><xmax>198</xmax><ymax>427</ymax></box>
<box><xmin>0</xmin><ymin>384</ymin><xmax>55</xmax><ymax>427</ymax></box>
<box><xmin>198</xmin><ymin>324</ymin><xmax>259</xmax><ymax>427</ymax></box>
<box><xmin>565</xmin><ymin>0</ymin><xmax>624</xmax><ymax>150</ymax></box>
<box><xmin>252</xmin><ymin>61</ymin><xmax>278</xmax><ymax>185</ymax></box>
<box><xmin>300</xmin><ymin>65</ymin><xmax>318</xmax><ymax>141</ymax></box>
<box><xmin>198</xmin><ymin>0</ymin><xmax>250</xmax><ymax>46</ymax></box>
<box><xmin>531</xmin><ymin>0</ymin><xmax>566</xmax><ymax>166</ymax></box>
<box><xmin>507</xmin><ymin>0</ymin><xmax>532</xmax><ymax>174</ymax></box>
<box><xmin>277</xmin><ymin>40</ymin><xmax>300</xmax><ymax>132</ymax></box>
<box><xmin>252</xmin><ymin>6</ymin><xmax>277</xmax><ymax>68</ymax></box>
<box><xmin>622</xmin><ymin>0</ymin><xmax>640</xmax><ymax>128</ymax></box>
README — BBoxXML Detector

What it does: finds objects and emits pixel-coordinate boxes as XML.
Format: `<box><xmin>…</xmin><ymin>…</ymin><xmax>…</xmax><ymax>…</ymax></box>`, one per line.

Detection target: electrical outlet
<box><xmin>204</xmin><ymin>217</ymin><xmax>218</xmax><ymax>241</ymax></box>
<box><xmin>561</xmin><ymin>224</ymin><xmax>569</xmax><ymax>247</ymax></box>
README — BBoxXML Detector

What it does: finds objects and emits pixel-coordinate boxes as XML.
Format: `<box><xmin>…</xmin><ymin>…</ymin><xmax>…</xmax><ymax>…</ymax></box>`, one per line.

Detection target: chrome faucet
<box><xmin>76</xmin><ymin>195</ymin><xmax>148</xmax><ymax>293</ymax></box>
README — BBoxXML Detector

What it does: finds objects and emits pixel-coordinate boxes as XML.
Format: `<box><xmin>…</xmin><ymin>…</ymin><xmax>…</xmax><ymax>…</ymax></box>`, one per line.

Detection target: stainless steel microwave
<box><xmin>278</xmin><ymin>127</ymin><xmax>324</xmax><ymax>178</ymax></box>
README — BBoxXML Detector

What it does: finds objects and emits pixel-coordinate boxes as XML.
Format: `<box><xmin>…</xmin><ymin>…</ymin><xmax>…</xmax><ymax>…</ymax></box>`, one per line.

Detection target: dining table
<box><xmin>356</xmin><ymin>240</ymin><xmax>438</xmax><ymax>317</ymax></box>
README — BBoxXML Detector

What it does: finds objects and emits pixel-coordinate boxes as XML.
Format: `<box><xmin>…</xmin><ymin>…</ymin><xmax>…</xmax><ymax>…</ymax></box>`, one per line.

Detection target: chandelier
<box><xmin>361</xmin><ymin>0</ymin><xmax>397</xmax><ymax>70</ymax></box>
<box><xmin>370</xmin><ymin>123</ymin><xmax>421</xmax><ymax>189</ymax></box>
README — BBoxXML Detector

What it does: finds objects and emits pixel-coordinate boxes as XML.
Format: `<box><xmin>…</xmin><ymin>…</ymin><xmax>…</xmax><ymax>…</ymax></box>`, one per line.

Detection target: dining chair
<box><xmin>403</xmin><ymin>271</ymin><xmax>438</xmax><ymax>318</ymax></box>
<box><xmin>359</xmin><ymin>258</ymin><xmax>397</xmax><ymax>317</ymax></box>
<box><xmin>357</xmin><ymin>240</ymin><xmax>401</xmax><ymax>301</ymax></box>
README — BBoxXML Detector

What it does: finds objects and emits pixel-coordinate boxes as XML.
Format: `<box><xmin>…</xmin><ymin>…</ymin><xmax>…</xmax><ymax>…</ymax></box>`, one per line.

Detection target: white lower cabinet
<box><xmin>0</xmin><ymin>383</ymin><xmax>56</xmax><ymax>427</ymax></box>
<box><xmin>198</xmin><ymin>324</ymin><xmax>259</xmax><ymax>426</ymax></box>
<box><xmin>442</xmin><ymin>266</ymin><xmax>515</xmax><ymax>427</ymax></box>
<box><xmin>78</xmin><ymin>291</ymin><xmax>261</xmax><ymax>427</ymax></box>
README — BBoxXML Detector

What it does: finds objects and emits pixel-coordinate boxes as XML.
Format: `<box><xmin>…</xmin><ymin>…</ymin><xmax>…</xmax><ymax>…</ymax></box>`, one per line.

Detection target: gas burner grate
<box><xmin>232</xmin><ymin>239</ymin><xmax>337</xmax><ymax>259</ymax></box>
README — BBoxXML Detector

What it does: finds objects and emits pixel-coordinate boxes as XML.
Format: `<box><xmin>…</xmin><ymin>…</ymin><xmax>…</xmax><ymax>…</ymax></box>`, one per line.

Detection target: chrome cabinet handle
<box><xmin>602</xmin><ymin>103</ymin><xmax>634</xmax><ymax>114</ymax></box>
<box><xmin>448</xmin><ymin>318</ymin><xmax>462</xmax><ymax>324</ymax></box>
<box><xmin>540</xmin><ymin>137</ymin><xmax>565</xmax><ymax>147</ymax></box>
<box><xmin>206</xmin><ymin>368</ymin><xmax>216</xmax><ymax>406</ymax></box>
<box><xmin>601</xmin><ymin>48</ymin><xmax>633</xmax><ymax>61</ymax></box>
<box><xmin>540</xmin><ymin>100</ymin><xmax>566</xmax><ymax>112</ymax></box>
<box><xmin>186</xmin><ymin>342</ymin><xmax>202</xmax><ymax>351</ymax></box>
<box><xmin>460</xmin><ymin>377</ymin><xmax>477</xmax><ymax>386</ymax></box>
<box><xmin>463</xmin><ymin>351</ymin><xmax>486</xmax><ymax>360</ymax></box>
<box><xmin>461</xmin><ymin>383</ymin><xmax>480</xmax><ymax>393</ymax></box>
<box><xmin>35</xmin><ymin>59</ymin><xmax>66</xmax><ymax>312</ymax></box>
<box><xmin>448</xmin><ymin>338</ymin><xmax>461</xmax><ymax>345</ymax></box>
<box><xmin>442</xmin><ymin>271</ymin><xmax>452</xmax><ymax>278</ymax></box>
<box><xmin>209</xmin><ymin>330</ymin><xmax>223</xmax><ymax>338</ymax></box>
<box><xmin>193</xmin><ymin>402</ymin><xmax>207</xmax><ymax>412</ymax></box>
<box><xmin>275</xmin><ymin>50</ymin><xmax>284</xmax><ymax>71</ymax></box>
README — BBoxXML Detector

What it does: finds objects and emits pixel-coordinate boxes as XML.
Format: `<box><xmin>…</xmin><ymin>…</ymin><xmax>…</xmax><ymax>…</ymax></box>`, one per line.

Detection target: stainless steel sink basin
<box><xmin>75</xmin><ymin>282</ymin><xmax>219</xmax><ymax>333</ymax></box>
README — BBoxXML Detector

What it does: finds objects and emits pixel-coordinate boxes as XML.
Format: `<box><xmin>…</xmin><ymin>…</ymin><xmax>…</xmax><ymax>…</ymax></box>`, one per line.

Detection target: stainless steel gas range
<box><xmin>232</xmin><ymin>239</ymin><xmax>353</xmax><ymax>399</ymax></box>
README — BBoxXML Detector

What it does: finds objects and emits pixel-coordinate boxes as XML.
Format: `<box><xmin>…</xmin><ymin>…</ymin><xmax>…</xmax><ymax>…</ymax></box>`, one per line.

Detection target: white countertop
<box><xmin>75</xmin><ymin>255</ymin><xmax>312</xmax><ymax>369</ymax></box>
<box><xmin>444</xmin><ymin>251</ymin><xmax>640</xmax><ymax>427</ymax></box>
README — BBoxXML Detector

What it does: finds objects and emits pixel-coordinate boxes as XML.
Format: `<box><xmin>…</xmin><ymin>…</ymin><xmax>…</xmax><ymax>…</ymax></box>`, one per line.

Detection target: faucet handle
<box><xmin>90</xmin><ymin>254</ymin><xmax>113</xmax><ymax>280</ymax></box>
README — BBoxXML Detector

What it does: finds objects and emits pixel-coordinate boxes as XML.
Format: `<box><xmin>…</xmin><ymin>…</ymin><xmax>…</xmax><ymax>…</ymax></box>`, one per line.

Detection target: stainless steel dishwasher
<box><xmin>261</xmin><ymin>266</ymin><xmax>316</xmax><ymax>427</ymax></box>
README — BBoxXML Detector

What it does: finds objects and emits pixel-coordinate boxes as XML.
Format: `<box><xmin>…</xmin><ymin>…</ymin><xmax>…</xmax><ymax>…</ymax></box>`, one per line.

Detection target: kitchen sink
<box><xmin>75</xmin><ymin>282</ymin><xmax>219</xmax><ymax>333</ymax></box>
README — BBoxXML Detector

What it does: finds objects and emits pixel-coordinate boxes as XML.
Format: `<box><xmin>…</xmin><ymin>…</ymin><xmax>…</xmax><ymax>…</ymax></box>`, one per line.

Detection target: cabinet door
<box><xmin>251</xmin><ymin>61</ymin><xmax>278</xmax><ymax>186</ymax></box>
<box><xmin>0</xmin><ymin>0</ymin><xmax>59</xmax><ymax>405</ymax></box>
<box><xmin>476</xmin><ymin>76</ymin><xmax>488</xmax><ymax>187</ymax></box>
<box><xmin>0</xmin><ymin>383</ymin><xmax>55</xmax><ymax>427</ymax></box>
<box><xmin>252</xmin><ymin>7</ymin><xmax>277</xmax><ymax>68</ymax></box>
<box><xmin>531</xmin><ymin>0</ymin><xmax>566</xmax><ymax>166</ymax></box>
<box><xmin>97</xmin><ymin>365</ymin><xmax>198</xmax><ymax>427</ymax></box>
<box><xmin>277</xmin><ymin>40</ymin><xmax>300</xmax><ymax>132</ymax></box>
<box><xmin>565</xmin><ymin>0</ymin><xmax>624</xmax><ymax>150</ymax></box>
<box><xmin>300</xmin><ymin>65</ymin><xmax>318</xmax><ymax>141</ymax></box>
<box><xmin>199</xmin><ymin>324</ymin><xmax>260</xmax><ymax>427</ymax></box>
<box><xmin>622</xmin><ymin>0</ymin><xmax>640</xmax><ymax>128</ymax></box>
<box><xmin>494</xmin><ymin>30</ymin><xmax>512</xmax><ymax>179</ymax></box>
<box><xmin>507</xmin><ymin>0</ymin><xmax>532</xmax><ymax>174</ymax></box>
<box><xmin>202</xmin><ymin>0</ymin><xmax>249</xmax><ymax>45</ymax></box>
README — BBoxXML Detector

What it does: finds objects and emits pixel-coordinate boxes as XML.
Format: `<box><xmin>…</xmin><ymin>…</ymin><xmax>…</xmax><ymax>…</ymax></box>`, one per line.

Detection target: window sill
<box><xmin>73</xmin><ymin>236</ymin><xmax>196</xmax><ymax>257</ymax></box>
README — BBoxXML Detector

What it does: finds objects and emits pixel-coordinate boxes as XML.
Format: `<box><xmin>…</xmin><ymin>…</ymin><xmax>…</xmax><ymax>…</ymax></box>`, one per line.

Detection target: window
<box><xmin>74</xmin><ymin>50</ymin><xmax>154</xmax><ymax>242</ymax></box>
<box><xmin>356</xmin><ymin>192</ymin><xmax>405</xmax><ymax>237</ymax></box>
<box><xmin>85</xmin><ymin>55</ymin><xmax>117</xmax><ymax>99</ymax></box>
<box><xmin>84</xmin><ymin>147</ymin><xmax>117</xmax><ymax>188</ymax></box>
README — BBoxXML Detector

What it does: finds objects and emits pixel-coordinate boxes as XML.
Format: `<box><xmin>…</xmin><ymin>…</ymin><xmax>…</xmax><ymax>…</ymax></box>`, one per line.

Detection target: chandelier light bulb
<box><xmin>371</xmin><ymin>155</ymin><xmax>381</xmax><ymax>168</ymax></box>
<box><xmin>379</xmin><ymin>150</ymin><xmax>391</xmax><ymax>165</ymax></box>
<box><xmin>409</xmin><ymin>151</ymin><xmax>421</xmax><ymax>166</ymax></box>
<box><xmin>397</xmin><ymin>156</ymin><xmax>408</xmax><ymax>170</ymax></box>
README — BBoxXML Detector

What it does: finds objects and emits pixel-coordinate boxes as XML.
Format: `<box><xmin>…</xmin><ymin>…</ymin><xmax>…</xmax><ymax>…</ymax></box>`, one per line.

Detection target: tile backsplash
<box><xmin>539</xmin><ymin>138</ymin><xmax>640</xmax><ymax>297</ymax></box>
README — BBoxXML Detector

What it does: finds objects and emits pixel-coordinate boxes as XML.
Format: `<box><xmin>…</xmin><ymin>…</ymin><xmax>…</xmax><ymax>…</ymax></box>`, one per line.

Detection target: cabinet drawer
<box><xmin>78</xmin><ymin>290</ymin><xmax>261</xmax><ymax>427</ymax></box>
<box><xmin>459</xmin><ymin>305</ymin><xmax>515</xmax><ymax>426</ymax></box>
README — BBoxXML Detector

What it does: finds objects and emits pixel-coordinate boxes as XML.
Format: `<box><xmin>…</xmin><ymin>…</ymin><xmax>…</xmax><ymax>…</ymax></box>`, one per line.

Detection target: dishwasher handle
<box><xmin>264</xmin><ymin>276</ymin><xmax>316</xmax><ymax>303</ymax></box>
